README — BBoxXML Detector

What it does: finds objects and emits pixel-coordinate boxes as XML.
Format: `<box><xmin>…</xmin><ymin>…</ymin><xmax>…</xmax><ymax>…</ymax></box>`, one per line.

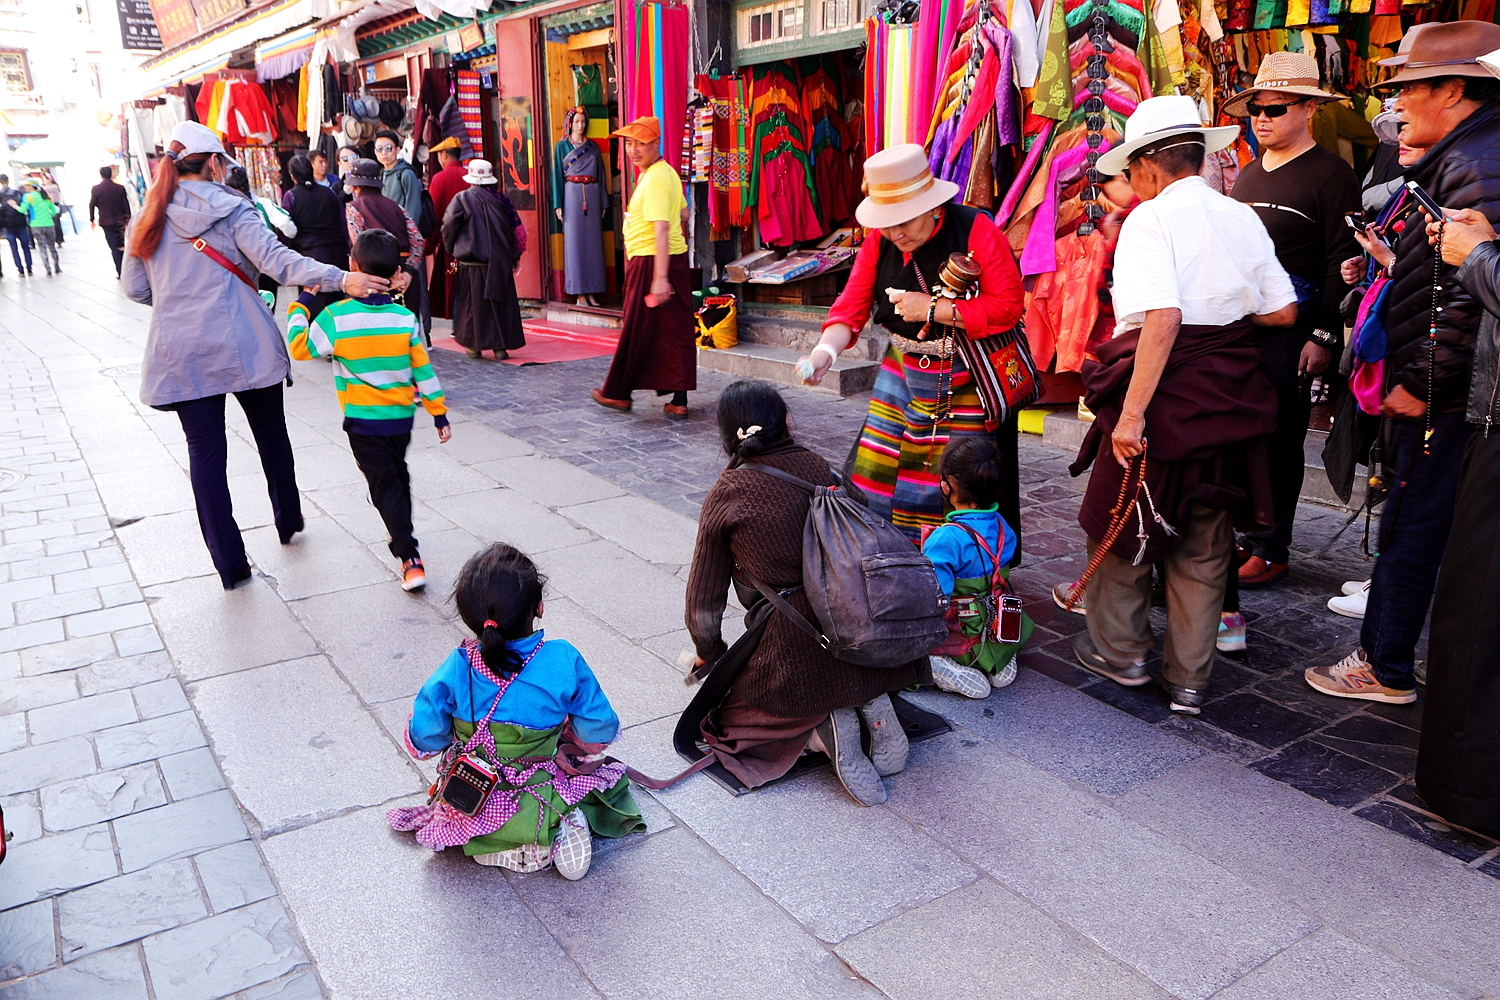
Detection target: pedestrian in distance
<box><xmin>286</xmin><ymin>229</ymin><xmax>444</xmax><ymax>593</ymax></box>
<box><xmin>1070</xmin><ymin>95</ymin><xmax>1297</xmax><ymax>717</ymax></box>
<box><xmin>0</xmin><ymin>173</ymin><xmax>31</xmax><ymax>275</ymax></box>
<box><xmin>89</xmin><ymin>165</ymin><xmax>131</xmax><ymax>278</ymax></box>
<box><xmin>308</xmin><ymin>148</ymin><xmax>343</xmax><ymax>200</ymax></box>
<box><xmin>21</xmin><ymin>182</ymin><xmax>60</xmax><ymax>276</ymax></box>
<box><xmin>1305</xmin><ymin>20</ymin><xmax>1500</xmax><ymax>706</ymax></box>
<box><xmin>425</xmin><ymin>135</ymin><xmax>467</xmax><ymax>320</ymax></box>
<box><xmin>440</xmin><ymin>158</ymin><xmax>526</xmax><ymax>361</ymax></box>
<box><xmin>591</xmin><ymin>115</ymin><xmax>696</xmax><ymax>420</ymax></box>
<box><xmin>122</xmin><ymin>121</ymin><xmax>388</xmax><ymax>590</ymax></box>
<box><xmin>388</xmin><ymin>543</ymin><xmax>644</xmax><ymax>879</ymax></box>
<box><xmin>281</xmin><ymin>154</ymin><xmax>350</xmax><ymax>319</ymax></box>
<box><xmin>375</xmin><ymin>128</ymin><xmax>430</xmax><ymax>339</ymax></box>
<box><xmin>343</xmin><ymin>157</ymin><xmax>426</xmax><ymax>338</ymax></box>
<box><xmin>922</xmin><ymin>436</ymin><xmax>1033</xmax><ymax>699</ymax></box>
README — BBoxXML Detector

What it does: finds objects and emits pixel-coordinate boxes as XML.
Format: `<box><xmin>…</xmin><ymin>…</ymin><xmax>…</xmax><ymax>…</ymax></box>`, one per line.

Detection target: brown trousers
<box><xmin>1084</xmin><ymin>502</ymin><xmax>1233</xmax><ymax>691</ymax></box>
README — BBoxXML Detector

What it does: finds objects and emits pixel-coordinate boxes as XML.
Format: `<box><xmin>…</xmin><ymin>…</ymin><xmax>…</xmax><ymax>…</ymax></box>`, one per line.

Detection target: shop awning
<box><xmin>142</xmin><ymin>0</ymin><xmax>333</xmax><ymax>89</ymax></box>
<box><xmin>9</xmin><ymin>137</ymin><xmax>70</xmax><ymax>168</ymax></box>
<box><xmin>255</xmin><ymin>25</ymin><xmax>318</xmax><ymax>81</ymax></box>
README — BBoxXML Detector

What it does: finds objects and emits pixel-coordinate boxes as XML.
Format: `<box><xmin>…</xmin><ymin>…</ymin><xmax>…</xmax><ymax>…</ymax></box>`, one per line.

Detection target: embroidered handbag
<box><xmin>954</xmin><ymin>322</ymin><xmax>1042</xmax><ymax>429</ymax></box>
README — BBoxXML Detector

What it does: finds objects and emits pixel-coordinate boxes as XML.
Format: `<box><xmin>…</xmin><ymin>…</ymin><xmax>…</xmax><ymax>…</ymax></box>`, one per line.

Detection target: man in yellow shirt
<box><xmin>592</xmin><ymin>115</ymin><xmax>696</xmax><ymax>420</ymax></box>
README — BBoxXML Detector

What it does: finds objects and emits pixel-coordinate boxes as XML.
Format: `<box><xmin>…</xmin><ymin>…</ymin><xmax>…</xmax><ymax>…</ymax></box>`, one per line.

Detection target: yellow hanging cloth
<box><xmin>296</xmin><ymin>64</ymin><xmax>309</xmax><ymax>134</ymax></box>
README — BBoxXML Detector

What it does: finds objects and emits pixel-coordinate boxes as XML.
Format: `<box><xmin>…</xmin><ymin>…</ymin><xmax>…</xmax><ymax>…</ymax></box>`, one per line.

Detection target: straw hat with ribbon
<box><xmin>1221</xmin><ymin>52</ymin><xmax>1340</xmax><ymax>118</ymax></box>
<box><xmin>854</xmin><ymin>144</ymin><xmax>960</xmax><ymax>229</ymax></box>
<box><xmin>1375</xmin><ymin>20</ymin><xmax>1500</xmax><ymax>88</ymax></box>
<box><xmin>1095</xmin><ymin>95</ymin><xmax>1240</xmax><ymax>177</ymax></box>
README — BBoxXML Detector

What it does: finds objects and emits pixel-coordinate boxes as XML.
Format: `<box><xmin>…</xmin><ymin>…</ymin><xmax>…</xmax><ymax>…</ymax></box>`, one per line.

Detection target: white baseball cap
<box><xmin>167</xmin><ymin>121</ymin><xmax>240</xmax><ymax>168</ymax></box>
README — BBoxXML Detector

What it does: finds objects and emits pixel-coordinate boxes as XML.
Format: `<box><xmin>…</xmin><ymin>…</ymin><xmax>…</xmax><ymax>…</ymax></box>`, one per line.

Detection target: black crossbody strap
<box><xmin>744</xmin><ymin>573</ymin><xmax>831</xmax><ymax>651</ymax></box>
<box><xmin>738</xmin><ymin>461</ymin><xmax>818</xmax><ymax>494</ymax></box>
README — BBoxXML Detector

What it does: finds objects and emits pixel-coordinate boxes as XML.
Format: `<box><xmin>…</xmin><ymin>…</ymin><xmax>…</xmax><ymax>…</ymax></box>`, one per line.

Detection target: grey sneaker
<box><xmin>990</xmin><ymin>659</ymin><xmax>1018</xmax><ymax>688</ymax></box>
<box><xmin>858</xmin><ymin>693</ymin><xmax>909</xmax><ymax>777</ymax></box>
<box><xmin>551</xmin><ymin>808</ymin><xmax>592</xmax><ymax>880</ymax></box>
<box><xmin>930</xmin><ymin>655</ymin><xmax>990</xmax><ymax>700</ymax></box>
<box><xmin>473</xmin><ymin>844</ymin><xmax>549</xmax><ymax>872</ymax></box>
<box><xmin>1073</xmin><ymin>634</ymin><xmax>1150</xmax><ymax>687</ymax></box>
<box><xmin>816</xmin><ymin>709</ymin><xmax>887</xmax><ymax>806</ymax></box>
<box><xmin>1158</xmin><ymin>675</ymin><xmax>1205</xmax><ymax>715</ymax></box>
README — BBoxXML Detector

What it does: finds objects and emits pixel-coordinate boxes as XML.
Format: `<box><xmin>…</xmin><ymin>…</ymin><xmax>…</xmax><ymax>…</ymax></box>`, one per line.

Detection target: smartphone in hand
<box><xmin>1405</xmin><ymin>180</ymin><xmax>1446</xmax><ymax>220</ymax></box>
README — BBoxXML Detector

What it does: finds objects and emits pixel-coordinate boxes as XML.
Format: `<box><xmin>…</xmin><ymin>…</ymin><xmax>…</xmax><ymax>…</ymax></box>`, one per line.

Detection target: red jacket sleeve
<box><xmin>821</xmin><ymin>230</ymin><xmax>883</xmax><ymax>348</ymax></box>
<box><xmin>953</xmin><ymin>212</ymin><xmax>1024</xmax><ymax>339</ymax></box>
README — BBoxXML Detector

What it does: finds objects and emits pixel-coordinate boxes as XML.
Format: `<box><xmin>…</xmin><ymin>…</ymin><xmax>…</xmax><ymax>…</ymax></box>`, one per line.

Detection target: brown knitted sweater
<box><xmin>685</xmin><ymin>443</ymin><xmax>929</xmax><ymax>718</ymax></box>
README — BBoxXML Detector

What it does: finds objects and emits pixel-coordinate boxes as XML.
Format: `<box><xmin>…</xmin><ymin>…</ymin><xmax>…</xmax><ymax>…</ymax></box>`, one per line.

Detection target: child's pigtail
<box><xmin>478</xmin><ymin>618</ymin><xmax>510</xmax><ymax>675</ymax></box>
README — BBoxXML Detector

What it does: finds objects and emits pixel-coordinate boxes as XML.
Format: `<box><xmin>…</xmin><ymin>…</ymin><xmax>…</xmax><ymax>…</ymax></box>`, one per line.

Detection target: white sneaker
<box><xmin>1341</xmin><ymin>579</ymin><xmax>1371</xmax><ymax>597</ymax></box>
<box><xmin>990</xmin><ymin>659</ymin><xmax>1018</xmax><ymax>688</ymax></box>
<box><xmin>551</xmin><ymin>808</ymin><xmax>592</xmax><ymax>880</ymax></box>
<box><xmin>1328</xmin><ymin>589</ymin><xmax>1367</xmax><ymax>619</ymax></box>
<box><xmin>473</xmin><ymin>844</ymin><xmax>549</xmax><ymax>872</ymax></box>
<box><xmin>930</xmin><ymin>655</ymin><xmax>990</xmax><ymax>700</ymax></box>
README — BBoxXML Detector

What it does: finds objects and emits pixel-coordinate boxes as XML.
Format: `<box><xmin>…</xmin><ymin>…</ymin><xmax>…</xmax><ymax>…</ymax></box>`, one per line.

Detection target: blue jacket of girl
<box><xmin>922</xmin><ymin>506</ymin><xmax>1018</xmax><ymax>596</ymax></box>
<box><xmin>406</xmin><ymin>630</ymin><xmax>620</xmax><ymax>755</ymax></box>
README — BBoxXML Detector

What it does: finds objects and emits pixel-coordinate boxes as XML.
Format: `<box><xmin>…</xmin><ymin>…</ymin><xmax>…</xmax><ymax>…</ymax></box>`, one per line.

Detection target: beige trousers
<box><xmin>1083</xmin><ymin>502</ymin><xmax>1233</xmax><ymax>691</ymax></box>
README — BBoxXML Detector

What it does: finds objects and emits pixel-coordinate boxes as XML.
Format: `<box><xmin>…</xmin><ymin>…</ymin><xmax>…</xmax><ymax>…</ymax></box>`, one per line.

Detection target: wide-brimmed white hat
<box><xmin>1095</xmin><ymin>95</ymin><xmax>1240</xmax><ymax>176</ymax></box>
<box><xmin>855</xmin><ymin>144</ymin><xmax>960</xmax><ymax>229</ymax></box>
<box><xmin>168</xmin><ymin>121</ymin><xmax>240</xmax><ymax>168</ymax></box>
<box><xmin>463</xmin><ymin>158</ymin><xmax>498</xmax><ymax>185</ymax></box>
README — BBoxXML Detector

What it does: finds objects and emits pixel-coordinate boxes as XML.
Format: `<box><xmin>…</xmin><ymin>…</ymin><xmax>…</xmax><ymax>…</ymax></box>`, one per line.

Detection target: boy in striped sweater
<box><xmin>288</xmin><ymin>229</ymin><xmax>450</xmax><ymax>592</ymax></box>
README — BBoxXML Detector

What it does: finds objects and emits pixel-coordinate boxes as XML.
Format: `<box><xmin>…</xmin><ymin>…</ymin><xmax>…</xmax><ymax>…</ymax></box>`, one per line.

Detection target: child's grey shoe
<box><xmin>930</xmin><ymin>655</ymin><xmax>990</xmax><ymax>700</ymax></box>
<box><xmin>473</xmin><ymin>844</ymin><xmax>548</xmax><ymax>872</ymax></box>
<box><xmin>990</xmin><ymin>659</ymin><xmax>1018</xmax><ymax>688</ymax></box>
<box><xmin>858</xmin><ymin>693</ymin><xmax>908</xmax><ymax>777</ymax></box>
<box><xmin>552</xmin><ymin>808</ymin><xmax>592</xmax><ymax>880</ymax></box>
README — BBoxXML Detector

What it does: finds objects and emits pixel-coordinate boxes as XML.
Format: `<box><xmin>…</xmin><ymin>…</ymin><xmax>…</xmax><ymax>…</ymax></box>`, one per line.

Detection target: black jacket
<box><xmin>88</xmin><ymin>180</ymin><xmax>130</xmax><ymax>230</ymax></box>
<box><xmin>1456</xmin><ymin>240</ymin><xmax>1500</xmax><ymax>431</ymax></box>
<box><xmin>1384</xmin><ymin>104</ymin><xmax>1500</xmax><ymax>415</ymax></box>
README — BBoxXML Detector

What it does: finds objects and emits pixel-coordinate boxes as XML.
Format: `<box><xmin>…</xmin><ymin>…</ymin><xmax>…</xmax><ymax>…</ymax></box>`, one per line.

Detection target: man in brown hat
<box><xmin>1220</xmin><ymin>54</ymin><xmax>1361</xmax><ymax>609</ymax></box>
<box><xmin>1306</xmin><ymin>20</ymin><xmax>1500</xmax><ymax>705</ymax></box>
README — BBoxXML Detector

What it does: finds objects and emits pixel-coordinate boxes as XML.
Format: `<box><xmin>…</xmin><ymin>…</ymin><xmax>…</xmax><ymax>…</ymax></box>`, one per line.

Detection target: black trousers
<box><xmin>102</xmin><ymin>224</ymin><xmax>125</xmax><ymax>276</ymax></box>
<box><xmin>175</xmin><ymin>384</ymin><xmax>301</xmax><ymax>587</ymax></box>
<box><xmin>347</xmin><ymin>431</ymin><xmax>418</xmax><ymax>561</ymax></box>
<box><xmin>1240</xmin><ymin>327</ymin><xmax>1312</xmax><ymax>565</ymax></box>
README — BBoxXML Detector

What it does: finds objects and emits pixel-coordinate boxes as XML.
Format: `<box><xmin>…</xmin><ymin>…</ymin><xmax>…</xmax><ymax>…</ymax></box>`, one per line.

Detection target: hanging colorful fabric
<box><xmin>1032</xmin><ymin>0</ymin><xmax>1074</xmax><ymax>120</ymax></box>
<box><xmin>456</xmin><ymin>71</ymin><xmax>484</xmax><ymax>159</ymax></box>
<box><xmin>695</xmin><ymin>296</ymin><xmax>738</xmax><ymax>349</ymax></box>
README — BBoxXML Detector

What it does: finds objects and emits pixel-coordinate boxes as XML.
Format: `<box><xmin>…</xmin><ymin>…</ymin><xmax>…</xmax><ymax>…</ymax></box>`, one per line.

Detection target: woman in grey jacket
<box><xmin>123</xmin><ymin>122</ymin><xmax>388</xmax><ymax>589</ymax></box>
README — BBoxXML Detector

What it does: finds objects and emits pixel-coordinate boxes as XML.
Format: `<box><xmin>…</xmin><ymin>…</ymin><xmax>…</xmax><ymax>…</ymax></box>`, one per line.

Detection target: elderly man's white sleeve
<box><xmin>1109</xmin><ymin>208</ymin><xmax>1180</xmax><ymax>333</ymax></box>
<box><xmin>1255</xmin><ymin>225</ymin><xmax>1297</xmax><ymax>314</ymax></box>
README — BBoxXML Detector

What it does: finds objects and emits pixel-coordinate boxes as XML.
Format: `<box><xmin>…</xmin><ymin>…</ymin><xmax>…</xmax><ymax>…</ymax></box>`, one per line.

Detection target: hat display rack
<box><xmin>1077</xmin><ymin>0</ymin><xmax>1112</xmax><ymax>238</ymax></box>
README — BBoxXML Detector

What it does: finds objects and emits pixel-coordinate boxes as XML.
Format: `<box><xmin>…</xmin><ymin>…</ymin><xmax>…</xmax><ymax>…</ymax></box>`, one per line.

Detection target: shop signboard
<box><xmin>495</xmin><ymin>96</ymin><xmax>535</xmax><ymax>211</ymax></box>
<box><xmin>147</xmin><ymin>0</ymin><xmax>197</xmax><ymax>49</ymax></box>
<box><xmin>116</xmin><ymin>0</ymin><xmax>162</xmax><ymax>50</ymax></box>
<box><xmin>189</xmin><ymin>0</ymin><xmax>248</xmax><ymax>33</ymax></box>
<box><xmin>458</xmin><ymin>21</ymin><xmax>484</xmax><ymax>53</ymax></box>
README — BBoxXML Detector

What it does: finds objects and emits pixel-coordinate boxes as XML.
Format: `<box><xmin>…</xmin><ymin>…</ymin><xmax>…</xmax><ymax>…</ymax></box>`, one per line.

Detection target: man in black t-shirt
<box><xmin>1225</xmin><ymin>53</ymin><xmax>1361</xmax><ymax>597</ymax></box>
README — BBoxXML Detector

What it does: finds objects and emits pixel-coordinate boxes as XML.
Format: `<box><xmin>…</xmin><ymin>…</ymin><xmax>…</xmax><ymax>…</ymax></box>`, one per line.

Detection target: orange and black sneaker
<box><xmin>1304</xmin><ymin>649</ymin><xmax>1416</xmax><ymax>704</ymax></box>
<box><xmin>400</xmin><ymin>557</ymin><xmax>426</xmax><ymax>592</ymax></box>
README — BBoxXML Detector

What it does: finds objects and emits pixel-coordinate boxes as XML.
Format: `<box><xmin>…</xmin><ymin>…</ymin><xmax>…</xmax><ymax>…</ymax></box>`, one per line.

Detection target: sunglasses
<box><xmin>1245</xmin><ymin>99</ymin><xmax>1308</xmax><ymax>119</ymax></box>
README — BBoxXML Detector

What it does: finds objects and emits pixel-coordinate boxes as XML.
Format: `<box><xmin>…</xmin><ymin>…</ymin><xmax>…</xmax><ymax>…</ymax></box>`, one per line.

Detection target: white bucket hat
<box><xmin>463</xmin><ymin>158</ymin><xmax>498</xmax><ymax>185</ymax></box>
<box><xmin>167</xmin><ymin>120</ymin><xmax>240</xmax><ymax>168</ymax></box>
<box><xmin>1095</xmin><ymin>95</ymin><xmax>1240</xmax><ymax>177</ymax></box>
<box><xmin>855</xmin><ymin>144</ymin><xmax>960</xmax><ymax>229</ymax></box>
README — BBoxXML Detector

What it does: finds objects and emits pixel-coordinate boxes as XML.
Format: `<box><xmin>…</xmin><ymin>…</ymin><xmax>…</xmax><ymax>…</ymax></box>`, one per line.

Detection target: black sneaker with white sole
<box><xmin>816</xmin><ymin>709</ymin><xmax>887</xmax><ymax>806</ymax></box>
<box><xmin>1158</xmin><ymin>675</ymin><xmax>1205</xmax><ymax>715</ymax></box>
<box><xmin>1073</xmin><ymin>634</ymin><xmax>1150</xmax><ymax>687</ymax></box>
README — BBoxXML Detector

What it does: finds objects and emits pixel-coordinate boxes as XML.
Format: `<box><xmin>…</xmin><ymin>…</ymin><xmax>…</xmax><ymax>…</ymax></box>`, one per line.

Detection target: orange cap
<box><xmin>611</xmin><ymin>115</ymin><xmax>661</xmax><ymax>143</ymax></box>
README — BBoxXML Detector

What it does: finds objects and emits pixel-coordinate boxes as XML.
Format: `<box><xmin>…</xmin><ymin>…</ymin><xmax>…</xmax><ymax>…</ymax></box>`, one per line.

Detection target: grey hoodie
<box><xmin>123</xmin><ymin>180</ymin><xmax>346</xmax><ymax>407</ymax></box>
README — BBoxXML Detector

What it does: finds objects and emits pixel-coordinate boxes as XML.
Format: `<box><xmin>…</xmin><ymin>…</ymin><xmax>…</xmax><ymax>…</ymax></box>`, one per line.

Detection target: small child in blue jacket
<box><xmin>922</xmin><ymin>437</ymin><xmax>1034</xmax><ymax>699</ymax></box>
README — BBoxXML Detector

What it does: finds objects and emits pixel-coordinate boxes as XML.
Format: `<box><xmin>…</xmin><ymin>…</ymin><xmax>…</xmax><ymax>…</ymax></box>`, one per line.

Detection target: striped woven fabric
<box><xmin>851</xmin><ymin>346</ymin><xmax>991</xmax><ymax>542</ymax></box>
<box><xmin>456</xmin><ymin>70</ymin><xmax>484</xmax><ymax>159</ymax></box>
<box><xmin>287</xmin><ymin>294</ymin><xmax>446</xmax><ymax>434</ymax></box>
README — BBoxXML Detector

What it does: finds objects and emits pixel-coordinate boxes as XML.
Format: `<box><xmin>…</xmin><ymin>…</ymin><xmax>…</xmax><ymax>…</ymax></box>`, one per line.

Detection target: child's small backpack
<box><xmin>923</xmin><ymin>520</ymin><xmax>1020</xmax><ymax>658</ymax></box>
<box><xmin>740</xmin><ymin>463</ymin><xmax>948</xmax><ymax>669</ymax></box>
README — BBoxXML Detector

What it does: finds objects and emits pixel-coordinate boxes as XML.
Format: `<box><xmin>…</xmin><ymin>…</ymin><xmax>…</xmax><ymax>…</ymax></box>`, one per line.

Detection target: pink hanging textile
<box><xmin>1019</xmin><ymin>138</ymin><xmax>1110</xmax><ymax>276</ymax></box>
<box><xmin>620</xmin><ymin>0</ymin><xmax>690</xmax><ymax>177</ymax></box>
<box><xmin>911</xmin><ymin>0</ymin><xmax>968</xmax><ymax>144</ymax></box>
<box><xmin>456</xmin><ymin>71</ymin><xmax>484</xmax><ymax>159</ymax></box>
<box><xmin>997</xmin><ymin>122</ymin><xmax>1053</xmax><ymax>227</ymax></box>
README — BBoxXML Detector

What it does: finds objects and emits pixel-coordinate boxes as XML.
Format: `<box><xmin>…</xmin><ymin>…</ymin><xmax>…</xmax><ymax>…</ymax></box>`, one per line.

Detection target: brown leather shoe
<box><xmin>1238</xmin><ymin>555</ymin><xmax>1288</xmax><ymax>588</ymax></box>
<box><xmin>663</xmin><ymin>403</ymin><xmax>689</xmax><ymax>421</ymax></box>
<box><xmin>591</xmin><ymin>388</ymin><xmax>631</xmax><ymax>411</ymax></box>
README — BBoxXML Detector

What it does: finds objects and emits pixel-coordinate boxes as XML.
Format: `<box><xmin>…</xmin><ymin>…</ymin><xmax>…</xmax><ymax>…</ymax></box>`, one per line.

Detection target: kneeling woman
<box><xmin>684</xmin><ymin>381</ymin><xmax>930</xmax><ymax>805</ymax></box>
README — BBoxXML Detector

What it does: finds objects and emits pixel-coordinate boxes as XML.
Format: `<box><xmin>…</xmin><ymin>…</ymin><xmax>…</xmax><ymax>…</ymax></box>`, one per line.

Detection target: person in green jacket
<box><xmin>21</xmin><ymin>182</ymin><xmax>60</xmax><ymax>275</ymax></box>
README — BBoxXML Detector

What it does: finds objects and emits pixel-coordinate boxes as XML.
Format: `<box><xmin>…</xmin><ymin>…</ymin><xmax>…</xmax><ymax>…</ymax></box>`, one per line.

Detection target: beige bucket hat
<box><xmin>1221</xmin><ymin>52</ymin><xmax>1340</xmax><ymax>118</ymax></box>
<box><xmin>854</xmin><ymin>144</ymin><xmax>960</xmax><ymax>229</ymax></box>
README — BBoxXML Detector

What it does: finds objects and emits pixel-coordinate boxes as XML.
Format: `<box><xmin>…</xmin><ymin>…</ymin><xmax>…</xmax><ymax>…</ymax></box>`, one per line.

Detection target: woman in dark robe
<box><xmin>552</xmin><ymin>107</ymin><xmax>608</xmax><ymax>305</ymax></box>
<box><xmin>441</xmin><ymin>158</ymin><xmax>526</xmax><ymax>360</ymax></box>
<box><xmin>684</xmin><ymin>381</ymin><xmax>930</xmax><ymax>806</ymax></box>
<box><xmin>283</xmin><ymin>155</ymin><xmax>349</xmax><ymax>318</ymax></box>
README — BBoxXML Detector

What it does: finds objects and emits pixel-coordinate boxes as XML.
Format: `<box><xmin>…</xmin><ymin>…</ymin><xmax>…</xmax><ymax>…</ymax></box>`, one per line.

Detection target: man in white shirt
<box><xmin>1068</xmin><ymin>96</ymin><xmax>1298</xmax><ymax>716</ymax></box>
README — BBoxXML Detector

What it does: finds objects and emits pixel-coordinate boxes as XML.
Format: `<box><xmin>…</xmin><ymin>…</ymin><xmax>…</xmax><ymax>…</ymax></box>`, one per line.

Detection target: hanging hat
<box><xmin>1095</xmin><ymin>95</ymin><xmax>1241</xmax><ymax>176</ymax></box>
<box><xmin>463</xmin><ymin>158</ymin><xmax>499</xmax><ymax>185</ymax></box>
<box><xmin>854</xmin><ymin>144</ymin><xmax>960</xmax><ymax>229</ymax></box>
<box><xmin>341</xmin><ymin>114</ymin><xmax>363</xmax><ymax>142</ymax></box>
<box><xmin>1375</xmin><ymin>20</ymin><xmax>1500</xmax><ymax>88</ymax></box>
<box><xmin>429</xmin><ymin>135</ymin><xmax>462</xmax><ymax>154</ymax></box>
<box><xmin>1220</xmin><ymin>52</ymin><xmax>1340</xmax><ymax>118</ymax></box>
<box><xmin>344</xmin><ymin>158</ymin><xmax>385</xmax><ymax>188</ymax></box>
<box><xmin>611</xmin><ymin>115</ymin><xmax>661</xmax><ymax>143</ymax></box>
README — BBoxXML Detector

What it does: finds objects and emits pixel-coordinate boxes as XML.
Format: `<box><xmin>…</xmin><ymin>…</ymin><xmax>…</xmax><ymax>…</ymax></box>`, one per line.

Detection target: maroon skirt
<box><xmin>601</xmin><ymin>252</ymin><xmax>696</xmax><ymax>398</ymax></box>
<box><xmin>700</xmin><ymin>692</ymin><xmax>823</xmax><ymax>790</ymax></box>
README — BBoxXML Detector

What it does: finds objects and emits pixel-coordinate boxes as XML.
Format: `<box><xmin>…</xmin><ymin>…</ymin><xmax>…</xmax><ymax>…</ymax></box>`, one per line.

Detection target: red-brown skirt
<box><xmin>700</xmin><ymin>692</ymin><xmax>823</xmax><ymax>790</ymax></box>
<box><xmin>601</xmin><ymin>252</ymin><xmax>696</xmax><ymax>398</ymax></box>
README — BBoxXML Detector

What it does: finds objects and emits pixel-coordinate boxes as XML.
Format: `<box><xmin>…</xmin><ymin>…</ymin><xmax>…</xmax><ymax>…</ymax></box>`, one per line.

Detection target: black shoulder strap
<box><xmin>738</xmin><ymin>462</ymin><xmax>818</xmax><ymax>495</ymax></box>
<box><xmin>744</xmin><ymin>573</ymin><xmax>830</xmax><ymax>651</ymax></box>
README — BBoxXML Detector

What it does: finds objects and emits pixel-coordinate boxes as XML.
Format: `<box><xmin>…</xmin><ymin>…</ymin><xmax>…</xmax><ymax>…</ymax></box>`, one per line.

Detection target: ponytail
<box><xmin>127</xmin><ymin>147</ymin><xmax>213</xmax><ymax>260</ymax></box>
<box><xmin>453</xmin><ymin>543</ymin><xmax>546</xmax><ymax>676</ymax></box>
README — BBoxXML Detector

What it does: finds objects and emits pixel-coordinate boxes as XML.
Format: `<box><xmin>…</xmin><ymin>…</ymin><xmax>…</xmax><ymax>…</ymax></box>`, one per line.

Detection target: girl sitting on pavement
<box><xmin>387</xmin><ymin>543</ymin><xmax>643</xmax><ymax>879</ymax></box>
<box><xmin>922</xmin><ymin>437</ymin><xmax>1034</xmax><ymax>699</ymax></box>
